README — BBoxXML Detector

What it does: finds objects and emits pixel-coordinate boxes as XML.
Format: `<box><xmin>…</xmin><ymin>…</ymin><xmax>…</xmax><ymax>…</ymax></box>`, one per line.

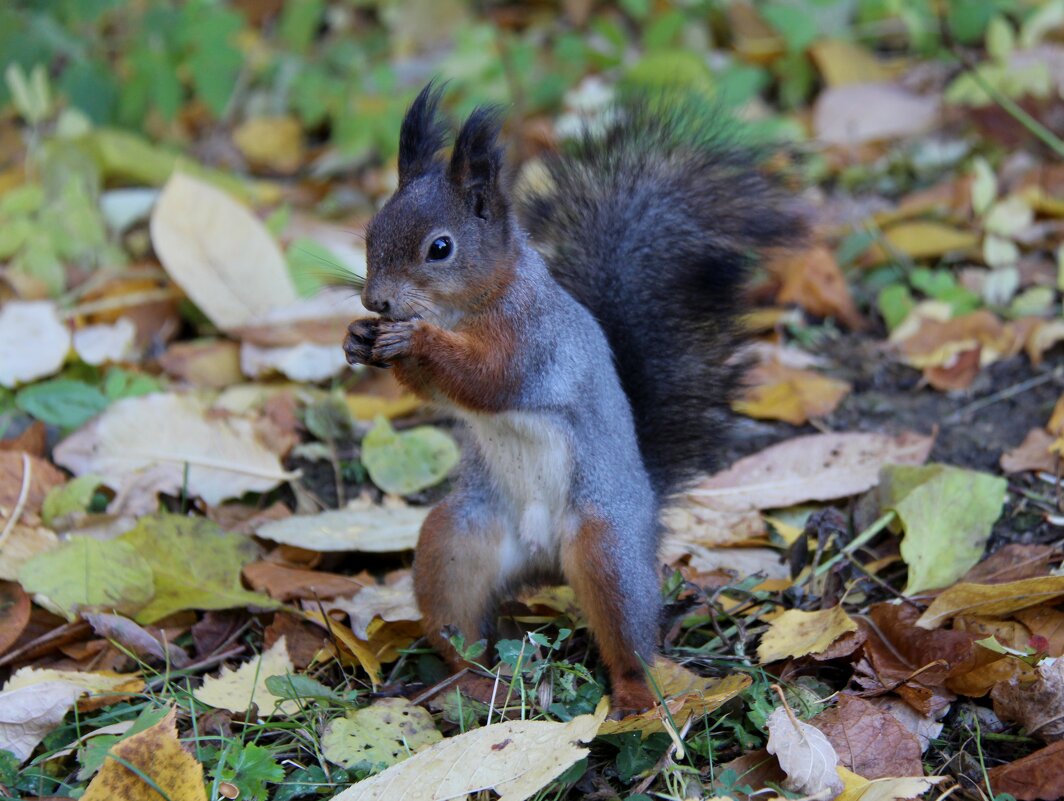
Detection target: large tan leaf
<box><xmin>255</xmin><ymin>497</ymin><xmax>428</xmax><ymax>552</ymax></box>
<box><xmin>686</xmin><ymin>431</ymin><xmax>934</xmax><ymax>513</ymax></box>
<box><xmin>814</xmin><ymin>83</ymin><xmax>938</xmax><ymax>146</ymax></box>
<box><xmin>917</xmin><ymin>576</ymin><xmax>1064</xmax><ymax>629</ymax></box>
<box><xmin>0</xmin><ymin>301</ymin><xmax>71</xmax><ymax>388</ymax></box>
<box><xmin>332</xmin><ymin>701</ymin><xmax>607</xmax><ymax>801</ymax></box>
<box><xmin>81</xmin><ymin>707</ymin><xmax>207</xmax><ymax>801</ymax></box>
<box><xmin>0</xmin><ymin>681</ymin><xmax>83</xmax><ymax>762</ymax></box>
<box><xmin>757</xmin><ymin>607</ymin><xmax>858</xmax><ymax>663</ymax></box>
<box><xmin>150</xmin><ymin>172</ymin><xmax>297</xmax><ymax>331</ymax></box>
<box><xmin>53</xmin><ymin>393</ymin><xmax>295</xmax><ymax>513</ymax></box>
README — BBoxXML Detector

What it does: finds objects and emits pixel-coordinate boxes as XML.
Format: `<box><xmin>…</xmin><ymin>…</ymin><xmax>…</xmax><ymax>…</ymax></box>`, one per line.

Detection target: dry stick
<box><xmin>410</xmin><ymin>667</ymin><xmax>471</xmax><ymax>706</ymax></box>
<box><xmin>0</xmin><ymin>453</ymin><xmax>31</xmax><ymax>550</ymax></box>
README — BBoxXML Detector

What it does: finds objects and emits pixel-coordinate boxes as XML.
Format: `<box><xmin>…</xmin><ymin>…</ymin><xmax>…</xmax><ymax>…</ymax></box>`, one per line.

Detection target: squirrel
<box><xmin>343</xmin><ymin>82</ymin><xmax>806</xmax><ymax>713</ymax></box>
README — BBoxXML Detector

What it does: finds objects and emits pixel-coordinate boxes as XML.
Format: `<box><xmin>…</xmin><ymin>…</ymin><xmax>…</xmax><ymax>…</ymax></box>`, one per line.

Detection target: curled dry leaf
<box><xmin>331</xmin><ymin>701</ymin><xmax>607</xmax><ymax>801</ymax></box>
<box><xmin>757</xmin><ymin>607</ymin><xmax>858</xmax><ymax>663</ymax></box>
<box><xmin>0</xmin><ymin>581</ymin><xmax>30</xmax><ymax>657</ymax></box>
<box><xmin>769</xmin><ymin>245</ymin><xmax>864</xmax><ymax>328</ymax></box>
<box><xmin>0</xmin><ymin>300</ymin><xmax>71</xmax><ymax>388</ymax></box>
<box><xmin>328</xmin><ymin>573</ymin><xmax>421</xmax><ymax>640</ymax></box>
<box><xmin>765</xmin><ymin>706</ymin><xmax>844</xmax><ymax>799</ymax></box>
<box><xmin>686</xmin><ymin>431</ymin><xmax>934</xmax><ymax>513</ymax></box>
<box><xmin>0</xmin><ymin>680</ymin><xmax>83</xmax><ymax>762</ymax></box>
<box><xmin>986</xmin><ymin>740</ymin><xmax>1064</xmax><ymax>801</ymax></box>
<box><xmin>917</xmin><ymin>576</ymin><xmax>1064</xmax><ymax>629</ymax></box>
<box><xmin>150</xmin><ymin>172</ymin><xmax>297</xmax><ymax>331</ymax></box>
<box><xmin>53</xmin><ymin>393</ymin><xmax>296</xmax><ymax>513</ymax></box>
<box><xmin>83</xmin><ymin>612</ymin><xmax>191</xmax><ymax>668</ymax></box>
<box><xmin>1001</xmin><ymin>428</ymin><xmax>1058</xmax><ymax>474</ymax></box>
<box><xmin>81</xmin><ymin>707</ymin><xmax>207</xmax><ymax>801</ymax></box>
<box><xmin>991</xmin><ymin>658</ymin><xmax>1064</xmax><ymax>742</ymax></box>
<box><xmin>812</xmin><ymin>695</ymin><xmax>924</xmax><ymax>779</ymax></box>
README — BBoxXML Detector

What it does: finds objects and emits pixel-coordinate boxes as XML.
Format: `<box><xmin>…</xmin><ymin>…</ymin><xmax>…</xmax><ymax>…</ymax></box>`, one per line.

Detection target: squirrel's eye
<box><xmin>427</xmin><ymin>236</ymin><xmax>453</xmax><ymax>262</ymax></box>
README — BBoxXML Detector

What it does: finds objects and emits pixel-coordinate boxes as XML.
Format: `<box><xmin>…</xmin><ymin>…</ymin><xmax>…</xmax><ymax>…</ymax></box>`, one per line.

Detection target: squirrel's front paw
<box><xmin>371</xmin><ymin>320</ymin><xmax>419</xmax><ymax>363</ymax></box>
<box><xmin>344</xmin><ymin>319</ymin><xmax>386</xmax><ymax>367</ymax></box>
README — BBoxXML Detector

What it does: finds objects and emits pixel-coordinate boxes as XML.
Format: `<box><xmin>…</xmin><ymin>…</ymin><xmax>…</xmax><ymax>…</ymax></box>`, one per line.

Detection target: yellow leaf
<box><xmin>757</xmin><ymin>607</ymin><xmax>858</xmax><ymax>662</ymax></box>
<box><xmin>917</xmin><ymin>576</ymin><xmax>1064</xmax><ymax>629</ymax></box>
<box><xmin>866</xmin><ymin>222</ymin><xmax>978</xmax><ymax>262</ymax></box>
<box><xmin>346</xmin><ymin>393</ymin><xmax>423</xmax><ymax>421</ymax></box>
<box><xmin>193</xmin><ymin>637</ymin><xmax>299</xmax><ymax>716</ymax></box>
<box><xmin>82</xmin><ymin>707</ymin><xmax>207</xmax><ymax>801</ymax></box>
<box><xmin>835</xmin><ymin>766</ymin><xmax>947</xmax><ymax>801</ymax></box>
<box><xmin>597</xmin><ymin>666</ymin><xmax>751</xmax><ymax>736</ymax></box>
<box><xmin>809</xmin><ymin>40</ymin><xmax>891</xmax><ymax>86</ymax></box>
<box><xmin>233</xmin><ymin>116</ymin><xmax>304</xmax><ymax>174</ymax></box>
<box><xmin>734</xmin><ymin>364</ymin><xmax>851</xmax><ymax>425</ymax></box>
<box><xmin>303</xmin><ymin>610</ymin><xmax>382</xmax><ymax>686</ymax></box>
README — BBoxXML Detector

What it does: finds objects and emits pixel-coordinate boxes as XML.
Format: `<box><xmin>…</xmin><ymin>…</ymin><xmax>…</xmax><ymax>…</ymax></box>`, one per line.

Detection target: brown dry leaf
<box><xmin>917</xmin><ymin>576</ymin><xmax>1064</xmax><ymax>629</ymax></box>
<box><xmin>1001</xmin><ymin>428</ymin><xmax>1058</xmax><ymax>474</ymax></box>
<box><xmin>867</xmin><ymin>697</ymin><xmax>944</xmax><ymax>753</ymax></box>
<box><xmin>243</xmin><ymin>561</ymin><xmax>365</xmax><ymax>602</ymax></box>
<box><xmin>83</xmin><ymin>612</ymin><xmax>191</xmax><ymax>668</ymax></box>
<box><xmin>836</xmin><ymin>769</ymin><xmax>947</xmax><ymax>801</ymax></box>
<box><xmin>813</xmin><ymin>695</ymin><xmax>923</xmax><ymax>779</ymax></box>
<box><xmin>922</xmin><ymin>347</ymin><xmax>981</xmax><ymax>391</ymax></box>
<box><xmin>1015</xmin><ymin>607</ymin><xmax>1064</xmax><ymax>657</ymax></box>
<box><xmin>814</xmin><ymin>83</ymin><xmax>938</xmax><ymax>146</ymax></box>
<box><xmin>0</xmin><ymin>451</ymin><xmax>68</xmax><ymax>516</ymax></box>
<box><xmin>893</xmin><ymin>310</ymin><xmax>1016</xmax><ymax>369</ymax></box>
<box><xmin>233</xmin><ymin>116</ymin><xmax>304</xmax><ymax>174</ymax></box>
<box><xmin>598</xmin><ymin>667</ymin><xmax>751</xmax><ymax>736</ymax></box>
<box><xmin>328</xmin><ymin>573</ymin><xmax>421</xmax><ymax>640</ymax></box>
<box><xmin>151</xmin><ymin>173</ymin><xmax>298</xmax><ymax>331</ymax></box>
<box><xmin>0</xmin><ymin>581</ymin><xmax>30</xmax><ymax>657</ymax></box>
<box><xmin>363</xmin><ymin>618</ymin><xmax>422</xmax><ymax>663</ymax></box>
<box><xmin>765</xmin><ymin>706</ymin><xmax>844</xmax><ymax>798</ymax></box>
<box><xmin>809</xmin><ymin>40</ymin><xmax>891</xmax><ymax>86</ymax></box>
<box><xmin>54</xmin><ymin>393</ymin><xmax>296</xmax><ymax>514</ymax></box>
<box><xmin>714</xmin><ymin>749</ymin><xmax>787</xmax><ymax>800</ymax></box>
<box><xmin>757</xmin><ymin>607</ymin><xmax>858</xmax><ymax>663</ymax></box>
<box><xmin>770</xmin><ymin>245</ymin><xmax>864</xmax><ymax>328</ymax></box>
<box><xmin>303</xmin><ymin>610</ymin><xmax>382</xmax><ymax>685</ymax></box>
<box><xmin>157</xmin><ymin>339</ymin><xmax>244</xmax><ymax>388</ymax></box>
<box><xmin>992</xmin><ymin>659</ymin><xmax>1064</xmax><ymax>742</ymax></box>
<box><xmin>986</xmin><ymin>740</ymin><xmax>1064</xmax><ymax>801</ymax></box>
<box><xmin>734</xmin><ymin>360</ymin><xmax>851</xmax><ymax>425</ymax></box>
<box><xmin>0</xmin><ymin>421</ymin><xmax>46</xmax><ymax>456</ymax></box>
<box><xmin>685</xmin><ymin>430</ymin><xmax>934</xmax><ymax>513</ymax></box>
<box><xmin>962</xmin><ymin>544</ymin><xmax>1060</xmax><ymax>584</ymax></box>
<box><xmin>263</xmin><ymin>611</ymin><xmax>328</xmax><ymax>670</ymax></box>
<box><xmin>1021</xmin><ymin>318</ymin><xmax>1064</xmax><ymax>365</ymax></box>
<box><xmin>81</xmin><ymin>707</ymin><xmax>207</xmax><ymax>801</ymax></box>
<box><xmin>332</xmin><ymin>700</ymin><xmax>607</xmax><ymax>801</ymax></box>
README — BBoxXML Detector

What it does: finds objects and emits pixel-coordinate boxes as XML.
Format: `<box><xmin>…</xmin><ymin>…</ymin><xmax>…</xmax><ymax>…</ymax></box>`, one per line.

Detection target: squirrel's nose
<box><xmin>363</xmin><ymin>295</ymin><xmax>390</xmax><ymax>315</ymax></box>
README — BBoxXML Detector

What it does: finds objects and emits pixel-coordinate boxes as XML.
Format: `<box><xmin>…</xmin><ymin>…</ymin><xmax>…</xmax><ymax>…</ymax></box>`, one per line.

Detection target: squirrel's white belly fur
<box><xmin>460</xmin><ymin>410</ymin><xmax>576</xmax><ymax>568</ymax></box>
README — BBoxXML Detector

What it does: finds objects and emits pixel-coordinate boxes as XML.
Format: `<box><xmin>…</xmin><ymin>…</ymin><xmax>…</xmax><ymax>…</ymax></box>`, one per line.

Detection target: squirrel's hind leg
<box><xmin>561</xmin><ymin>513</ymin><xmax>661</xmax><ymax>716</ymax></box>
<box><xmin>413</xmin><ymin>495</ymin><xmax>510</xmax><ymax>669</ymax></box>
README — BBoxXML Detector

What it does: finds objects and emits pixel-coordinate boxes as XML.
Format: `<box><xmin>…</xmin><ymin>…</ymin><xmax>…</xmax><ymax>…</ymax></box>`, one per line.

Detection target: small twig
<box><xmin>0</xmin><ymin>453</ymin><xmax>31</xmax><ymax>550</ymax></box>
<box><xmin>944</xmin><ymin>367</ymin><xmax>1063</xmax><ymax>424</ymax></box>
<box><xmin>410</xmin><ymin>667</ymin><xmax>470</xmax><ymax>706</ymax></box>
<box><xmin>771</xmin><ymin>683</ymin><xmax>801</xmax><ymax>729</ymax></box>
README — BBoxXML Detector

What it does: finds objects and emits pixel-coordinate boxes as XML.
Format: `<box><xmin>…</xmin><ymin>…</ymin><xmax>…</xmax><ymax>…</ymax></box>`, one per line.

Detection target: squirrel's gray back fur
<box><xmin>520</xmin><ymin>97</ymin><xmax>808</xmax><ymax>496</ymax></box>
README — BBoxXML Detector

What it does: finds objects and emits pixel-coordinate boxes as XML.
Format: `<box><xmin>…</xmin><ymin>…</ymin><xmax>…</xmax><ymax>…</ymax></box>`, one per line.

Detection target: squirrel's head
<box><xmin>362</xmin><ymin>82</ymin><xmax>514</xmax><ymax>326</ymax></box>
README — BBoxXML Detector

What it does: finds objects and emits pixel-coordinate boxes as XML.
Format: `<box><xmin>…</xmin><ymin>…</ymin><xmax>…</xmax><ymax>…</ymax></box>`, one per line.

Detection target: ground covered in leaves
<box><xmin>1</xmin><ymin>1</ymin><xmax>1063</xmax><ymax>800</ymax></box>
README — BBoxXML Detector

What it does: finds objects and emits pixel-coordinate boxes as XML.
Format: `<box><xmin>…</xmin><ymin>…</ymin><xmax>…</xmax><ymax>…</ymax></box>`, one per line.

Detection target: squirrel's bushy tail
<box><xmin>520</xmin><ymin>95</ymin><xmax>808</xmax><ymax>496</ymax></box>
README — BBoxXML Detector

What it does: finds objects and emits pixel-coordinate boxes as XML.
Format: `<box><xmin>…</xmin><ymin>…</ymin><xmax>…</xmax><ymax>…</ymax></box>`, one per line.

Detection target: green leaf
<box><xmin>275</xmin><ymin>765</ymin><xmax>346</xmax><ymax>801</ymax></box>
<box><xmin>264</xmin><ymin>673</ymin><xmax>344</xmax><ymax>703</ymax></box>
<box><xmin>322</xmin><ymin>698</ymin><xmax>442</xmax><ymax>773</ymax></box>
<box><xmin>360</xmin><ymin>417</ymin><xmax>460</xmax><ymax>495</ymax></box>
<box><xmin>18</xmin><ymin>535</ymin><xmax>155</xmax><ymax>620</ymax></box>
<box><xmin>881</xmin><ymin>464</ymin><xmax>1007</xmax><ymax>595</ymax></box>
<box><xmin>278</xmin><ymin>0</ymin><xmax>325</xmax><ymax>53</ymax></box>
<box><xmin>118</xmin><ymin>514</ymin><xmax>278</xmax><ymax>624</ymax></box>
<box><xmin>212</xmin><ymin>742</ymin><xmax>284</xmax><ymax>801</ymax></box>
<box><xmin>877</xmin><ymin>284</ymin><xmax>915</xmax><ymax>331</ymax></box>
<box><xmin>15</xmin><ymin>380</ymin><xmax>109</xmax><ymax>429</ymax></box>
<box><xmin>102</xmin><ymin>368</ymin><xmax>162</xmax><ymax>401</ymax></box>
<box><xmin>623</xmin><ymin>51</ymin><xmax>715</xmax><ymax>98</ymax></box>
<box><xmin>41</xmin><ymin>474</ymin><xmax>104</xmax><ymax>527</ymax></box>
<box><xmin>761</xmin><ymin>3</ymin><xmax>819</xmax><ymax>53</ymax></box>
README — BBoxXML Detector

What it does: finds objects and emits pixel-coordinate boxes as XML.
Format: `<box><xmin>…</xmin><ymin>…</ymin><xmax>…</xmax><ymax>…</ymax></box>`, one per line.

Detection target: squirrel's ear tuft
<box><xmin>398</xmin><ymin>81</ymin><xmax>448</xmax><ymax>184</ymax></box>
<box><xmin>449</xmin><ymin>105</ymin><xmax>507</xmax><ymax>221</ymax></box>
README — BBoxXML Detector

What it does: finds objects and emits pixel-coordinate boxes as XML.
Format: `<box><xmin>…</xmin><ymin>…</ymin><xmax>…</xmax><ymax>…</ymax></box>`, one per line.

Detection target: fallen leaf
<box><xmin>263</xmin><ymin>611</ymin><xmax>327</xmax><ymax>669</ymax></box>
<box><xmin>347</xmin><ymin>393</ymin><xmax>423</xmax><ymax>422</ymax></box>
<box><xmin>770</xmin><ymin>245</ymin><xmax>864</xmax><ymax>328</ymax></box>
<box><xmin>41</xmin><ymin>474</ymin><xmax>104</xmax><ymax>527</ymax></box>
<box><xmin>0</xmin><ymin>581</ymin><xmax>30</xmax><ymax>656</ymax></box>
<box><xmin>757</xmin><ymin>607</ymin><xmax>858</xmax><ymax>663</ymax></box>
<box><xmin>813</xmin><ymin>695</ymin><xmax>924</xmax><ymax>778</ymax></box>
<box><xmin>986</xmin><ymin>740</ymin><xmax>1064</xmax><ymax>801</ymax></box>
<box><xmin>255</xmin><ymin>498</ymin><xmax>428</xmax><ymax>552</ymax></box>
<box><xmin>0</xmin><ymin>450</ymin><xmax>68</xmax><ymax>515</ymax></box>
<box><xmin>0</xmin><ymin>524</ymin><xmax>58</xmax><ymax>580</ymax></box>
<box><xmin>598</xmin><ymin>667</ymin><xmax>751</xmax><ymax>736</ymax></box>
<box><xmin>303</xmin><ymin>610</ymin><xmax>382</xmax><ymax>684</ymax></box>
<box><xmin>809</xmin><ymin>40</ymin><xmax>891</xmax><ymax>86</ymax></box>
<box><xmin>867</xmin><ymin>697</ymin><xmax>944</xmax><ymax>752</ymax></box>
<box><xmin>361</xmin><ymin>417</ymin><xmax>460</xmax><ymax>495</ymax></box>
<box><xmin>323</xmin><ymin>697</ymin><xmax>442</xmax><ymax>771</ymax></box>
<box><xmin>158</xmin><ymin>339</ymin><xmax>244</xmax><ymax>388</ymax></box>
<box><xmin>54</xmin><ymin>393</ymin><xmax>296</xmax><ymax>513</ymax></box>
<box><xmin>193</xmin><ymin>637</ymin><xmax>298</xmax><ymax>716</ymax></box>
<box><xmin>18</xmin><ymin>535</ymin><xmax>155</xmax><ymax>620</ymax></box>
<box><xmin>150</xmin><ymin>172</ymin><xmax>297</xmax><ymax>331</ymax></box>
<box><xmin>84</xmin><ymin>612</ymin><xmax>191</xmax><ymax>668</ymax></box>
<box><xmin>0</xmin><ymin>300</ymin><xmax>71</xmax><ymax>388</ymax></box>
<box><xmin>118</xmin><ymin>514</ymin><xmax>277</xmax><ymax>624</ymax></box>
<box><xmin>963</xmin><ymin>544</ymin><xmax>1059</xmax><ymax>584</ymax></box>
<box><xmin>836</xmin><ymin>769</ymin><xmax>946</xmax><ymax>801</ymax></box>
<box><xmin>1015</xmin><ymin>606</ymin><xmax>1064</xmax><ymax>657</ymax></box>
<box><xmin>814</xmin><ymin>83</ymin><xmax>938</xmax><ymax>146</ymax></box>
<box><xmin>81</xmin><ymin>707</ymin><xmax>207</xmax><ymax>801</ymax></box>
<box><xmin>991</xmin><ymin>658</ymin><xmax>1064</xmax><ymax>742</ymax></box>
<box><xmin>1001</xmin><ymin>428</ymin><xmax>1058</xmax><ymax>473</ymax></box>
<box><xmin>686</xmin><ymin>431</ymin><xmax>934</xmax><ymax>512</ymax></box>
<box><xmin>243</xmin><ymin>561</ymin><xmax>365</xmax><ymax>601</ymax></box>
<box><xmin>4</xmin><ymin>666</ymin><xmax>143</xmax><ymax>696</ymax></box>
<box><xmin>240</xmin><ymin>340</ymin><xmax>350</xmax><ymax>382</ymax></box>
<box><xmin>72</xmin><ymin>318</ymin><xmax>137</xmax><ymax>365</ymax></box>
<box><xmin>331</xmin><ymin>701</ymin><xmax>607</xmax><ymax>801</ymax></box>
<box><xmin>765</xmin><ymin>706</ymin><xmax>844</xmax><ymax>798</ymax></box>
<box><xmin>734</xmin><ymin>360</ymin><xmax>852</xmax><ymax>425</ymax></box>
<box><xmin>880</xmin><ymin>464</ymin><xmax>1006</xmax><ymax>594</ymax></box>
<box><xmin>329</xmin><ymin>573</ymin><xmax>421</xmax><ymax>640</ymax></box>
<box><xmin>917</xmin><ymin>576</ymin><xmax>1064</xmax><ymax>629</ymax></box>
<box><xmin>233</xmin><ymin>116</ymin><xmax>304</xmax><ymax>174</ymax></box>
<box><xmin>0</xmin><ymin>680</ymin><xmax>83</xmax><ymax>762</ymax></box>
<box><xmin>866</xmin><ymin>221</ymin><xmax>979</xmax><ymax>262</ymax></box>
<box><xmin>893</xmin><ymin>310</ymin><xmax>1016</xmax><ymax>370</ymax></box>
